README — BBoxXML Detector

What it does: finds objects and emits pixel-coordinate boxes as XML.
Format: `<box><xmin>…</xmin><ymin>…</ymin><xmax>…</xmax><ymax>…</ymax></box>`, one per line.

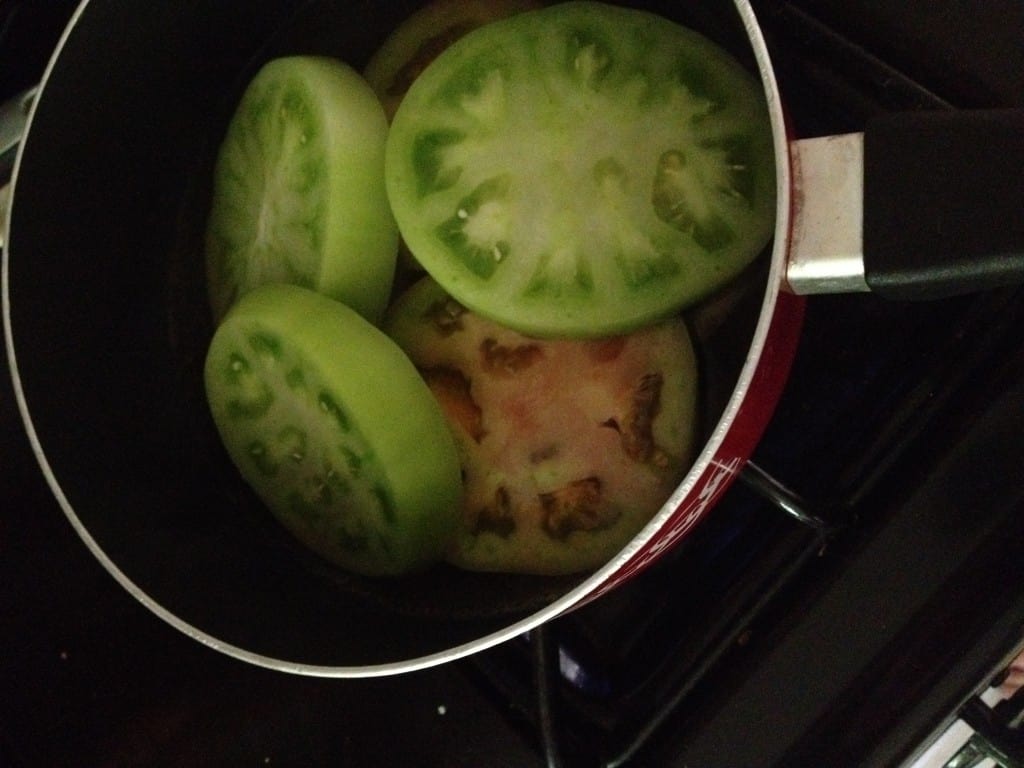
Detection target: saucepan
<box><xmin>3</xmin><ymin>0</ymin><xmax>1022</xmax><ymax>676</ymax></box>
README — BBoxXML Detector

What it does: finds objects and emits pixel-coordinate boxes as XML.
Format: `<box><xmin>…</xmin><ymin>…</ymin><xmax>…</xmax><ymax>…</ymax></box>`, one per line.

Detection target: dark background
<box><xmin>3</xmin><ymin>1</ymin><xmax>1023</xmax><ymax>766</ymax></box>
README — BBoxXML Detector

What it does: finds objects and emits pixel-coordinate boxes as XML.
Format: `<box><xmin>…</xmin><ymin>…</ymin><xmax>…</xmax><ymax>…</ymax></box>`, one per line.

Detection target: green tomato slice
<box><xmin>204</xmin><ymin>283</ymin><xmax>463</xmax><ymax>576</ymax></box>
<box><xmin>206</xmin><ymin>56</ymin><xmax>398</xmax><ymax>324</ymax></box>
<box><xmin>385</xmin><ymin>1</ymin><xmax>776</xmax><ymax>338</ymax></box>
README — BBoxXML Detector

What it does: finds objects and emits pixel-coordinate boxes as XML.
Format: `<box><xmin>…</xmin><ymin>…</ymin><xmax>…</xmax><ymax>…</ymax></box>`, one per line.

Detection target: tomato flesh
<box><xmin>385</xmin><ymin>1</ymin><xmax>776</xmax><ymax>338</ymax></box>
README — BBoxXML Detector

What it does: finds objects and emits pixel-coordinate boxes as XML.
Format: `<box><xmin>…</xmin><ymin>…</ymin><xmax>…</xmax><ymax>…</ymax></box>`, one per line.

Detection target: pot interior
<box><xmin>6</xmin><ymin>0</ymin><xmax>770</xmax><ymax>670</ymax></box>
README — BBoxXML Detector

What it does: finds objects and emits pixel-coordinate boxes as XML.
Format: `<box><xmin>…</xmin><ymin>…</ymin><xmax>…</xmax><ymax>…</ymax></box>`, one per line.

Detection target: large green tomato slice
<box><xmin>206</xmin><ymin>56</ymin><xmax>398</xmax><ymax>324</ymax></box>
<box><xmin>385</xmin><ymin>1</ymin><xmax>776</xmax><ymax>338</ymax></box>
<box><xmin>204</xmin><ymin>283</ymin><xmax>462</xmax><ymax>576</ymax></box>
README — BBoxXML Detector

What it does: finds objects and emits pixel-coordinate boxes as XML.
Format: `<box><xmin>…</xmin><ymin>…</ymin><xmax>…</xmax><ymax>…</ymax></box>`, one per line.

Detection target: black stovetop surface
<box><xmin>3</xmin><ymin>1</ymin><xmax>1023</xmax><ymax>766</ymax></box>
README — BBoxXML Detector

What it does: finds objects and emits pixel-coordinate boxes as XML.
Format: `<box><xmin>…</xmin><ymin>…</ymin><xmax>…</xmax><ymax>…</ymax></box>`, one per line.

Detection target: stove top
<box><xmin>2</xmin><ymin>1</ymin><xmax>1023</xmax><ymax>766</ymax></box>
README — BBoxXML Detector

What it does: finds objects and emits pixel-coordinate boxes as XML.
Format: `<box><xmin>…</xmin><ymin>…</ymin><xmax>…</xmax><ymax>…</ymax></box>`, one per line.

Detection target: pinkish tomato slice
<box><xmin>385</xmin><ymin>276</ymin><xmax>700</xmax><ymax>575</ymax></box>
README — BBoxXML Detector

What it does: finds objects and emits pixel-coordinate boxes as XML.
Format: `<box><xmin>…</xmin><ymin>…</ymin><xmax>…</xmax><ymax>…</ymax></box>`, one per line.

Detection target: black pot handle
<box><xmin>1</xmin><ymin>0</ymin><xmax>77</xmax><ymax>248</ymax></box>
<box><xmin>863</xmin><ymin>109</ymin><xmax>1024</xmax><ymax>300</ymax></box>
<box><xmin>0</xmin><ymin>86</ymin><xmax>36</xmax><ymax>249</ymax></box>
<box><xmin>1</xmin><ymin>86</ymin><xmax>35</xmax><ymax>179</ymax></box>
<box><xmin>0</xmin><ymin>1</ymin><xmax>77</xmax><ymax>102</ymax></box>
<box><xmin>787</xmin><ymin>109</ymin><xmax>1024</xmax><ymax>299</ymax></box>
